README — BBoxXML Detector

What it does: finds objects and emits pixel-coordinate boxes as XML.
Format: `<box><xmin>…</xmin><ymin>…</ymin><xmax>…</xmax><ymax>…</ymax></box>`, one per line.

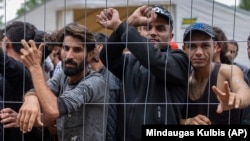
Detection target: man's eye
<box><xmin>143</xmin><ymin>27</ymin><xmax>150</xmax><ymax>31</ymax></box>
<box><xmin>64</xmin><ymin>46</ymin><xmax>69</xmax><ymax>51</ymax></box>
<box><xmin>190</xmin><ymin>45</ymin><xmax>196</xmax><ymax>49</ymax></box>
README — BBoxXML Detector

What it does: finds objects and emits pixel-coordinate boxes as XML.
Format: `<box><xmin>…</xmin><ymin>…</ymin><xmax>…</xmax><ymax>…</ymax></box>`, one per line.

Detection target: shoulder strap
<box><xmin>202</xmin><ymin>63</ymin><xmax>221</xmax><ymax>101</ymax></box>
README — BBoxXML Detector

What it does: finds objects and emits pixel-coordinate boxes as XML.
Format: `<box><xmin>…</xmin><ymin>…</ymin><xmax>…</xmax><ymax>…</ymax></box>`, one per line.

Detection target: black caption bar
<box><xmin>142</xmin><ymin>125</ymin><xmax>250</xmax><ymax>140</ymax></box>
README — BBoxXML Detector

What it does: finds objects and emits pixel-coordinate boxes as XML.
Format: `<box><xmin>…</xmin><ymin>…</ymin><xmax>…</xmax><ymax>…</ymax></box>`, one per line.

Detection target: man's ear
<box><xmin>182</xmin><ymin>44</ymin><xmax>186</xmax><ymax>50</ymax></box>
<box><xmin>2</xmin><ymin>37</ymin><xmax>12</xmax><ymax>53</ymax></box>
<box><xmin>214</xmin><ymin>42</ymin><xmax>222</xmax><ymax>52</ymax></box>
<box><xmin>170</xmin><ymin>33</ymin><xmax>174</xmax><ymax>41</ymax></box>
<box><xmin>182</xmin><ymin>44</ymin><xmax>189</xmax><ymax>55</ymax></box>
<box><xmin>96</xmin><ymin>44</ymin><xmax>103</xmax><ymax>52</ymax></box>
<box><xmin>87</xmin><ymin>49</ymin><xmax>100</xmax><ymax>63</ymax></box>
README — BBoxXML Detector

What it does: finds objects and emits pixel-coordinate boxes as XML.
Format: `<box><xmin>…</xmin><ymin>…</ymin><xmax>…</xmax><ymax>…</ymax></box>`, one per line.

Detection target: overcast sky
<box><xmin>215</xmin><ymin>0</ymin><xmax>240</xmax><ymax>6</ymax></box>
<box><xmin>0</xmin><ymin>0</ymin><xmax>241</xmax><ymax>22</ymax></box>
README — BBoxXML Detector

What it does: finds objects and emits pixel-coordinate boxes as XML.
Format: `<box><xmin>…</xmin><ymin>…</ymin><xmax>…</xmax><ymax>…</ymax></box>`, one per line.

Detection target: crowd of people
<box><xmin>0</xmin><ymin>4</ymin><xmax>249</xmax><ymax>141</ymax></box>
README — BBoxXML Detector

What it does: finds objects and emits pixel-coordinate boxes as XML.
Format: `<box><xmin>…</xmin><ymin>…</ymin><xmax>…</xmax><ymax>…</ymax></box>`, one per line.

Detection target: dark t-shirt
<box><xmin>0</xmin><ymin>48</ymin><xmax>53</xmax><ymax>141</ymax></box>
<box><xmin>0</xmin><ymin>74</ymin><xmax>3</xmax><ymax>141</ymax></box>
<box><xmin>183</xmin><ymin>63</ymin><xmax>241</xmax><ymax>124</ymax></box>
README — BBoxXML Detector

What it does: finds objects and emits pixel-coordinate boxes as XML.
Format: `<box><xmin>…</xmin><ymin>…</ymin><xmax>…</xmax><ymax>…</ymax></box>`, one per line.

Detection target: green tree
<box><xmin>239</xmin><ymin>0</ymin><xmax>250</xmax><ymax>11</ymax></box>
<box><xmin>0</xmin><ymin>0</ymin><xmax>4</xmax><ymax>25</ymax></box>
<box><xmin>16</xmin><ymin>0</ymin><xmax>45</xmax><ymax>16</ymax></box>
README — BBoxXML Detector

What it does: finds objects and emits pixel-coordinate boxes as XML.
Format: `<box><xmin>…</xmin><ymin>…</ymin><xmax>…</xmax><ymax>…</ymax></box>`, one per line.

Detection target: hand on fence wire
<box><xmin>17</xmin><ymin>94</ymin><xmax>43</xmax><ymax>133</ymax></box>
<box><xmin>0</xmin><ymin>108</ymin><xmax>18</xmax><ymax>128</ymax></box>
<box><xmin>127</xmin><ymin>5</ymin><xmax>157</xmax><ymax>27</ymax></box>
<box><xmin>96</xmin><ymin>8</ymin><xmax>122</xmax><ymax>31</ymax></box>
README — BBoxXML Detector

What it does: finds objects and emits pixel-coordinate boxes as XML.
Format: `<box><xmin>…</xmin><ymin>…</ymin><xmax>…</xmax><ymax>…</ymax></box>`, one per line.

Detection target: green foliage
<box><xmin>0</xmin><ymin>15</ymin><xmax>3</xmax><ymax>25</ymax></box>
<box><xmin>239</xmin><ymin>0</ymin><xmax>250</xmax><ymax>11</ymax></box>
<box><xmin>0</xmin><ymin>0</ymin><xmax>4</xmax><ymax>25</ymax></box>
<box><xmin>16</xmin><ymin>0</ymin><xmax>45</xmax><ymax>16</ymax></box>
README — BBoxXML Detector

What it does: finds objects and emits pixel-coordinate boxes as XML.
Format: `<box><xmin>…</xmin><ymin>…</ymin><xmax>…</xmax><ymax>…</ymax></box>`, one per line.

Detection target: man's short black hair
<box><xmin>93</xmin><ymin>32</ymin><xmax>108</xmax><ymax>45</ymax></box>
<box><xmin>4</xmin><ymin>21</ymin><xmax>37</xmax><ymax>54</ymax></box>
<box><xmin>0</xmin><ymin>29</ymin><xmax>4</xmax><ymax>41</ymax></box>
<box><xmin>57</xmin><ymin>22</ymin><xmax>96</xmax><ymax>52</ymax></box>
<box><xmin>34</xmin><ymin>30</ymin><xmax>53</xmax><ymax>64</ymax></box>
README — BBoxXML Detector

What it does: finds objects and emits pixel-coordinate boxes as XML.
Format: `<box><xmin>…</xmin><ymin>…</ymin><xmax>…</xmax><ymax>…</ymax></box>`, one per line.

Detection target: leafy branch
<box><xmin>16</xmin><ymin>0</ymin><xmax>45</xmax><ymax>16</ymax></box>
<box><xmin>239</xmin><ymin>0</ymin><xmax>250</xmax><ymax>11</ymax></box>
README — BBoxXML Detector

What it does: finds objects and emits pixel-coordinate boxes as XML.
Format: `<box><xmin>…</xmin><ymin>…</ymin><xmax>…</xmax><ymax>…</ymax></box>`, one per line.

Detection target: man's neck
<box><xmin>67</xmin><ymin>69</ymin><xmax>90</xmax><ymax>84</ymax></box>
<box><xmin>213</xmin><ymin>54</ymin><xmax>221</xmax><ymax>63</ymax></box>
<box><xmin>7</xmin><ymin>51</ymin><xmax>22</xmax><ymax>63</ymax></box>
<box><xmin>89</xmin><ymin>62</ymin><xmax>104</xmax><ymax>72</ymax></box>
<box><xmin>193</xmin><ymin>62</ymin><xmax>215</xmax><ymax>82</ymax></box>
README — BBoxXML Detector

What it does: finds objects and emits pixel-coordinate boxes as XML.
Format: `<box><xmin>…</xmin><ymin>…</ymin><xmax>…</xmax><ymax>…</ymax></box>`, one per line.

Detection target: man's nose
<box><xmin>66</xmin><ymin>49</ymin><xmax>74</xmax><ymax>59</ymax></box>
<box><xmin>149</xmin><ymin>27</ymin><xmax>157</xmax><ymax>37</ymax></box>
<box><xmin>195</xmin><ymin>47</ymin><xmax>203</xmax><ymax>55</ymax></box>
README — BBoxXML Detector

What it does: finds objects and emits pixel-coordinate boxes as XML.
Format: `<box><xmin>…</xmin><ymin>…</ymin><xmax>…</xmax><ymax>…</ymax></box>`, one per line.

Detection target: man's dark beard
<box><xmin>62</xmin><ymin>59</ymin><xmax>86</xmax><ymax>76</ymax></box>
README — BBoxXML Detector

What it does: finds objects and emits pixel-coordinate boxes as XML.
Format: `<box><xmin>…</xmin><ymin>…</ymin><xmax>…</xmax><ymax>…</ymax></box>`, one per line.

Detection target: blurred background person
<box><xmin>247</xmin><ymin>35</ymin><xmax>250</xmax><ymax>60</ymax></box>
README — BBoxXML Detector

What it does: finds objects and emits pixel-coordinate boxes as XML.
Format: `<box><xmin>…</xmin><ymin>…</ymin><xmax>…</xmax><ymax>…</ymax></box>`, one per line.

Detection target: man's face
<box><xmin>182</xmin><ymin>32</ymin><xmax>214</xmax><ymax>69</ymax></box>
<box><xmin>225</xmin><ymin>42</ymin><xmax>238</xmax><ymax>62</ymax></box>
<box><xmin>139</xmin><ymin>16</ymin><xmax>173</xmax><ymax>49</ymax></box>
<box><xmin>50</xmin><ymin>46</ymin><xmax>61</xmax><ymax>64</ymax></box>
<box><xmin>0</xmin><ymin>37</ymin><xmax>22</xmax><ymax>62</ymax></box>
<box><xmin>247</xmin><ymin>41</ymin><xmax>250</xmax><ymax>60</ymax></box>
<box><xmin>61</xmin><ymin>36</ymin><xmax>87</xmax><ymax>76</ymax></box>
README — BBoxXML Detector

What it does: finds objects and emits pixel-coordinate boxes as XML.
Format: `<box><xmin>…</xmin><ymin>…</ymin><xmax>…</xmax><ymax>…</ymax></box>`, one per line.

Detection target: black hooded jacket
<box><xmin>0</xmin><ymin>48</ymin><xmax>52</xmax><ymax>141</ymax></box>
<box><xmin>100</xmin><ymin>22</ymin><xmax>190</xmax><ymax>141</ymax></box>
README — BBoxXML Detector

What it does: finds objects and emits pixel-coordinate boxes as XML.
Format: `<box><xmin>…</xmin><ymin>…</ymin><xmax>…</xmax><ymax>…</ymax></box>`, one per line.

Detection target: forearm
<box><xmin>238</xmin><ymin>88</ymin><xmax>250</xmax><ymax>109</ymax></box>
<box><xmin>23</xmin><ymin>93</ymin><xmax>56</xmax><ymax>126</ymax></box>
<box><xmin>127</xmin><ymin>15</ymin><xmax>137</xmax><ymax>27</ymax></box>
<box><xmin>100</xmin><ymin>31</ymin><xmax>125</xmax><ymax>79</ymax></box>
<box><xmin>116</xmin><ymin>22</ymin><xmax>155</xmax><ymax>64</ymax></box>
<box><xmin>116</xmin><ymin>22</ymin><xmax>189</xmax><ymax>82</ymax></box>
<box><xmin>100</xmin><ymin>32</ymin><xmax>125</xmax><ymax>64</ymax></box>
<box><xmin>29</xmin><ymin>65</ymin><xmax>59</xmax><ymax>121</ymax></box>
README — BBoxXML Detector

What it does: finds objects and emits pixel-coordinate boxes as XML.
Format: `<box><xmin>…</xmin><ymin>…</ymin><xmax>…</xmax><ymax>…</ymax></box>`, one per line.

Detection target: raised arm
<box><xmin>97</xmin><ymin>8</ymin><xmax>127</xmax><ymax>80</ymax></box>
<box><xmin>97</xmin><ymin>6</ymin><xmax>189</xmax><ymax>83</ymax></box>
<box><xmin>213</xmin><ymin>65</ymin><xmax>250</xmax><ymax>113</ymax></box>
<box><xmin>17</xmin><ymin>92</ymin><xmax>44</xmax><ymax>133</ymax></box>
<box><xmin>19</xmin><ymin>40</ymin><xmax>59</xmax><ymax>128</ymax></box>
<box><xmin>99</xmin><ymin>31</ymin><xmax>126</xmax><ymax>80</ymax></box>
<box><xmin>116</xmin><ymin>22</ymin><xmax>189</xmax><ymax>83</ymax></box>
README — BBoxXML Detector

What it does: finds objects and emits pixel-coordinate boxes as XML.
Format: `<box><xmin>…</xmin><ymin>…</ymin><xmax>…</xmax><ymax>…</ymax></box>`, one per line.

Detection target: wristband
<box><xmin>184</xmin><ymin>118</ymin><xmax>190</xmax><ymax>125</ymax></box>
